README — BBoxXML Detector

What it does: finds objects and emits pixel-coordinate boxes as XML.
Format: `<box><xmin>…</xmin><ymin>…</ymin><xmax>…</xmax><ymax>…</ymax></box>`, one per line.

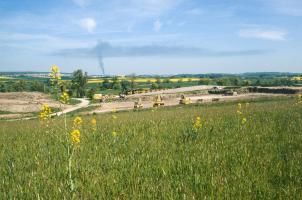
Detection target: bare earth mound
<box><xmin>0</xmin><ymin>92</ymin><xmax>71</xmax><ymax>118</ymax></box>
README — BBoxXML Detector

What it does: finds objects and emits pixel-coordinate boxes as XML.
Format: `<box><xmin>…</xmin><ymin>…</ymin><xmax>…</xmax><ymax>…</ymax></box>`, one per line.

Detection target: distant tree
<box><xmin>87</xmin><ymin>88</ymin><xmax>96</xmax><ymax>100</ymax></box>
<box><xmin>229</xmin><ymin>77</ymin><xmax>240</xmax><ymax>86</ymax></box>
<box><xmin>198</xmin><ymin>79</ymin><xmax>210</xmax><ymax>85</ymax></box>
<box><xmin>101</xmin><ymin>79</ymin><xmax>112</xmax><ymax>90</ymax></box>
<box><xmin>121</xmin><ymin>80</ymin><xmax>131</xmax><ymax>92</ymax></box>
<box><xmin>151</xmin><ymin>83</ymin><xmax>159</xmax><ymax>89</ymax></box>
<box><xmin>130</xmin><ymin>79</ymin><xmax>137</xmax><ymax>90</ymax></box>
<box><xmin>72</xmin><ymin>69</ymin><xmax>88</xmax><ymax>98</ymax></box>
<box><xmin>0</xmin><ymin>82</ymin><xmax>7</xmax><ymax>92</ymax></box>
<box><xmin>13</xmin><ymin>80</ymin><xmax>26</xmax><ymax>91</ymax></box>
<box><xmin>30</xmin><ymin>81</ymin><xmax>44</xmax><ymax>92</ymax></box>
<box><xmin>216</xmin><ymin>79</ymin><xmax>224</xmax><ymax>86</ymax></box>
<box><xmin>156</xmin><ymin>78</ymin><xmax>161</xmax><ymax>84</ymax></box>
<box><xmin>163</xmin><ymin>79</ymin><xmax>170</xmax><ymax>83</ymax></box>
<box><xmin>243</xmin><ymin>80</ymin><xmax>251</xmax><ymax>86</ymax></box>
<box><xmin>112</xmin><ymin>77</ymin><xmax>121</xmax><ymax>90</ymax></box>
<box><xmin>255</xmin><ymin>79</ymin><xmax>261</xmax><ymax>86</ymax></box>
<box><xmin>280</xmin><ymin>78</ymin><xmax>293</xmax><ymax>86</ymax></box>
<box><xmin>113</xmin><ymin>82</ymin><xmax>121</xmax><ymax>90</ymax></box>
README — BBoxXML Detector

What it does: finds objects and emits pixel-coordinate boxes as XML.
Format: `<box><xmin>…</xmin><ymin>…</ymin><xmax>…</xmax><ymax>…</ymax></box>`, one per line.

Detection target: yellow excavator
<box><xmin>134</xmin><ymin>98</ymin><xmax>143</xmax><ymax>108</ymax></box>
<box><xmin>153</xmin><ymin>94</ymin><xmax>165</xmax><ymax>107</ymax></box>
<box><xmin>179</xmin><ymin>94</ymin><xmax>191</xmax><ymax>105</ymax></box>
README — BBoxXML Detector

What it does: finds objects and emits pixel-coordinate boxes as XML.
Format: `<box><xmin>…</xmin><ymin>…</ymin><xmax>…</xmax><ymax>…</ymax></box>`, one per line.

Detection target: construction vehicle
<box><xmin>179</xmin><ymin>94</ymin><xmax>191</xmax><ymax>105</ymax></box>
<box><xmin>224</xmin><ymin>90</ymin><xmax>238</xmax><ymax>96</ymax></box>
<box><xmin>212</xmin><ymin>98</ymin><xmax>220</xmax><ymax>102</ymax></box>
<box><xmin>93</xmin><ymin>94</ymin><xmax>104</xmax><ymax>102</ymax></box>
<box><xmin>134</xmin><ymin>98</ymin><xmax>143</xmax><ymax>108</ymax></box>
<box><xmin>153</xmin><ymin>94</ymin><xmax>165</xmax><ymax>107</ymax></box>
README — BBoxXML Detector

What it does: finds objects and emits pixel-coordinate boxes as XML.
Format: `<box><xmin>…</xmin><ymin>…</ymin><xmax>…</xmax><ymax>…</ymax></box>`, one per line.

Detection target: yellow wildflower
<box><xmin>238</xmin><ymin>103</ymin><xmax>242</xmax><ymax>109</ymax></box>
<box><xmin>71</xmin><ymin>129</ymin><xmax>80</xmax><ymax>144</ymax></box>
<box><xmin>112</xmin><ymin>131</ymin><xmax>117</xmax><ymax>137</ymax></box>
<box><xmin>242</xmin><ymin>117</ymin><xmax>247</xmax><ymax>124</ymax></box>
<box><xmin>112</xmin><ymin>115</ymin><xmax>117</xmax><ymax>120</ymax></box>
<box><xmin>193</xmin><ymin>116</ymin><xmax>202</xmax><ymax>131</ymax></box>
<box><xmin>237</xmin><ymin>110</ymin><xmax>242</xmax><ymax>115</ymax></box>
<box><xmin>51</xmin><ymin>65</ymin><xmax>59</xmax><ymax>74</ymax></box>
<box><xmin>73</xmin><ymin>116</ymin><xmax>83</xmax><ymax>127</ymax></box>
<box><xmin>39</xmin><ymin>104</ymin><xmax>52</xmax><ymax>120</ymax></box>
<box><xmin>50</xmin><ymin>65</ymin><xmax>62</xmax><ymax>80</ymax></box>
<box><xmin>91</xmin><ymin>118</ymin><xmax>97</xmax><ymax>126</ymax></box>
<box><xmin>60</xmin><ymin>92</ymin><xmax>70</xmax><ymax>104</ymax></box>
<box><xmin>91</xmin><ymin>118</ymin><xmax>97</xmax><ymax>133</ymax></box>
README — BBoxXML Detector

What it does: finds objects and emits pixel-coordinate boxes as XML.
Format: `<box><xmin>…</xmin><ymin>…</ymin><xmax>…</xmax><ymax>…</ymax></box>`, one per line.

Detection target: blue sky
<box><xmin>0</xmin><ymin>0</ymin><xmax>301</xmax><ymax>75</ymax></box>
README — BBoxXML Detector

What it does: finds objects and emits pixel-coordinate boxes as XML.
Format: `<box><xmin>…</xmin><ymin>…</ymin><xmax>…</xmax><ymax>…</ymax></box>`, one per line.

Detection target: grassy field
<box><xmin>0</xmin><ymin>97</ymin><xmax>302</xmax><ymax>199</ymax></box>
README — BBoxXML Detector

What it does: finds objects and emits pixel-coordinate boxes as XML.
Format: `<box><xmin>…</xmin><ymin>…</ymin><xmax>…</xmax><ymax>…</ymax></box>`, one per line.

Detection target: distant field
<box><xmin>0</xmin><ymin>76</ymin><xmax>14</xmax><ymax>80</ymax></box>
<box><xmin>0</xmin><ymin>97</ymin><xmax>301</xmax><ymax>198</ymax></box>
<box><xmin>292</xmin><ymin>76</ymin><xmax>302</xmax><ymax>81</ymax></box>
<box><xmin>87</xmin><ymin>77</ymin><xmax>202</xmax><ymax>84</ymax></box>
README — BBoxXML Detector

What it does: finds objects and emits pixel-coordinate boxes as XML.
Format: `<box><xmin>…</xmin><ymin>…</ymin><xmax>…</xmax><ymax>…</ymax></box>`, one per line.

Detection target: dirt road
<box><xmin>127</xmin><ymin>85</ymin><xmax>218</xmax><ymax>98</ymax></box>
<box><xmin>4</xmin><ymin>98</ymin><xmax>89</xmax><ymax>121</ymax></box>
<box><xmin>54</xmin><ymin>98</ymin><xmax>89</xmax><ymax>116</ymax></box>
<box><xmin>88</xmin><ymin>93</ymin><xmax>285</xmax><ymax>114</ymax></box>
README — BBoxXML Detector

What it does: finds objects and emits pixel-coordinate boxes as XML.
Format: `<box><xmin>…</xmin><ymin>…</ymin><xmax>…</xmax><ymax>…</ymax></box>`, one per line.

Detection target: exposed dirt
<box><xmin>0</xmin><ymin>92</ymin><xmax>71</xmax><ymax>119</ymax></box>
<box><xmin>127</xmin><ymin>85</ymin><xmax>217</xmax><ymax>97</ymax></box>
<box><xmin>88</xmin><ymin>93</ymin><xmax>286</xmax><ymax>114</ymax></box>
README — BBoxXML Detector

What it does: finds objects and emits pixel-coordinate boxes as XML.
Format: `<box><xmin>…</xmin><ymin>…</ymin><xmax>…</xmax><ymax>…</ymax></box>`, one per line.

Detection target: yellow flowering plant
<box><xmin>71</xmin><ymin>129</ymin><xmax>81</xmax><ymax>145</ymax></box>
<box><xmin>73</xmin><ymin>116</ymin><xmax>83</xmax><ymax>128</ymax></box>
<box><xmin>39</xmin><ymin>104</ymin><xmax>52</xmax><ymax>120</ymax></box>
<box><xmin>112</xmin><ymin>131</ymin><xmax>117</xmax><ymax>137</ymax></box>
<box><xmin>50</xmin><ymin>65</ymin><xmax>62</xmax><ymax>100</ymax></box>
<box><xmin>68</xmin><ymin>116</ymin><xmax>84</xmax><ymax>192</ymax></box>
<box><xmin>91</xmin><ymin>118</ymin><xmax>97</xmax><ymax>133</ymax></box>
<box><xmin>60</xmin><ymin>92</ymin><xmax>70</xmax><ymax>104</ymax></box>
<box><xmin>237</xmin><ymin>102</ymin><xmax>248</xmax><ymax>128</ymax></box>
<box><xmin>193</xmin><ymin>116</ymin><xmax>202</xmax><ymax>132</ymax></box>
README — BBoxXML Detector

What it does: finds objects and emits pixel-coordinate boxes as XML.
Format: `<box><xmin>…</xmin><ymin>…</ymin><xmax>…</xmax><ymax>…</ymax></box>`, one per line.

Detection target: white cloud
<box><xmin>73</xmin><ymin>0</ymin><xmax>90</xmax><ymax>7</ymax></box>
<box><xmin>153</xmin><ymin>19</ymin><xmax>162</xmax><ymax>32</ymax></box>
<box><xmin>238</xmin><ymin>29</ymin><xmax>287</xmax><ymax>41</ymax></box>
<box><xmin>79</xmin><ymin>18</ymin><xmax>97</xmax><ymax>33</ymax></box>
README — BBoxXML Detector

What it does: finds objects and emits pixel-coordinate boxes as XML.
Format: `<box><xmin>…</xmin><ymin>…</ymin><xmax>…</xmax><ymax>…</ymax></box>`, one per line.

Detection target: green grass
<box><xmin>0</xmin><ymin>110</ymin><xmax>12</xmax><ymax>114</ymax></box>
<box><xmin>0</xmin><ymin>98</ymin><xmax>302</xmax><ymax>199</ymax></box>
<box><xmin>69</xmin><ymin>98</ymin><xmax>82</xmax><ymax>105</ymax></box>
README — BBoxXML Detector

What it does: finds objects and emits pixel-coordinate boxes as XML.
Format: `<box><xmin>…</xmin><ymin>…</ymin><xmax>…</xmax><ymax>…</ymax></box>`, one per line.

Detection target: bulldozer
<box><xmin>179</xmin><ymin>94</ymin><xmax>191</xmax><ymax>105</ymax></box>
<box><xmin>153</xmin><ymin>94</ymin><xmax>165</xmax><ymax>107</ymax></box>
<box><xmin>134</xmin><ymin>98</ymin><xmax>143</xmax><ymax>108</ymax></box>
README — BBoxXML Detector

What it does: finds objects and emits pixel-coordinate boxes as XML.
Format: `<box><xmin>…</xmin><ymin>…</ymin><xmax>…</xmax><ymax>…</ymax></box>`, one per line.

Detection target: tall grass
<box><xmin>0</xmin><ymin>98</ymin><xmax>302</xmax><ymax>199</ymax></box>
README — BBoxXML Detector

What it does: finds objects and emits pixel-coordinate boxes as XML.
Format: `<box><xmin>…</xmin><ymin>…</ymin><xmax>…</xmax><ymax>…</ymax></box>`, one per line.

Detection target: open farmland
<box><xmin>1</xmin><ymin>97</ymin><xmax>302</xmax><ymax>199</ymax></box>
<box><xmin>87</xmin><ymin>77</ymin><xmax>202</xmax><ymax>84</ymax></box>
